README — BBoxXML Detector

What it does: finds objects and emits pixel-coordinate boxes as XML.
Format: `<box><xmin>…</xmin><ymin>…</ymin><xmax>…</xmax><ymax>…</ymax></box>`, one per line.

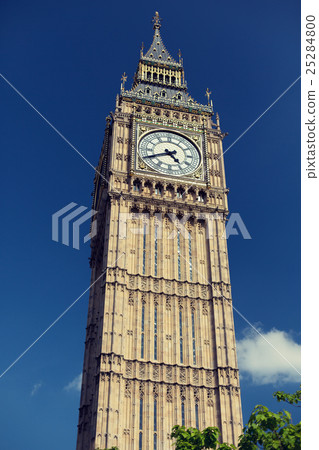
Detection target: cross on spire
<box><xmin>178</xmin><ymin>49</ymin><xmax>182</xmax><ymax>64</ymax></box>
<box><xmin>205</xmin><ymin>88</ymin><xmax>212</xmax><ymax>105</ymax></box>
<box><xmin>152</xmin><ymin>11</ymin><xmax>161</xmax><ymax>29</ymax></box>
<box><xmin>120</xmin><ymin>72</ymin><xmax>127</xmax><ymax>92</ymax></box>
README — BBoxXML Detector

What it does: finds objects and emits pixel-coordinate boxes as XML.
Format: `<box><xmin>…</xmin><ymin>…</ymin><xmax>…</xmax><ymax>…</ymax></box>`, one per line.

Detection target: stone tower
<box><xmin>76</xmin><ymin>12</ymin><xmax>243</xmax><ymax>450</ymax></box>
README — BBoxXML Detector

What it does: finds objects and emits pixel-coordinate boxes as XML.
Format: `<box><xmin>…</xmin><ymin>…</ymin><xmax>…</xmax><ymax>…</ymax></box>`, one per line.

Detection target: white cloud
<box><xmin>237</xmin><ymin>328</ymin><xmax>301</xmax><ymax>385</ymax></box>
<box><xmin>31</xmin><ymin>382</ymin><xmax>42</xmax><ymax>396</ymax></box>
<box><xmin>64</xmin><ymin>373</ymin><xmax>82</xmax><ymax>392</ymax></box>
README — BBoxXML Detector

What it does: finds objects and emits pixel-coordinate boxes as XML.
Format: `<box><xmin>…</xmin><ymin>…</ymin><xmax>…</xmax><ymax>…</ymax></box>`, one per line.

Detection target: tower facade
<box><xmin>77</xmin><ymin>12</ymin><xmax>242</xmax><ymax>450</ymax></box>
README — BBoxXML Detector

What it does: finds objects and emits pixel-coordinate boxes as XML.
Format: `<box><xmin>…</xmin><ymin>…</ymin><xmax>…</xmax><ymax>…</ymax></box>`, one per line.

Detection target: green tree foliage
<box><xmin>170</xmin><ymin>425</ymin><xmax>235</xmax><ymax>449</ymax></box>
<box><xmin>96</xmin><ymin>447</ymin><xmax>119</xmax><ymax>450</ymax></box>
<box><xmin>171</xmin><ymin>389</ymin><xmax>301</xmax><ymax>450</ymax></box>
<box><xmin>238</xmin><ymin>388</ymin><xmax>301</xmax><ymax>450</ymax></box>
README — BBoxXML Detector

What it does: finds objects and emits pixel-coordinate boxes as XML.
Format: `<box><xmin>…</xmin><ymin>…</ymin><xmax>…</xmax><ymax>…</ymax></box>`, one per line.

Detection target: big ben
<box><xmin>76</xmin><ymin>12</ymin><xmax>243</xmax><ymax>450</ymax></box>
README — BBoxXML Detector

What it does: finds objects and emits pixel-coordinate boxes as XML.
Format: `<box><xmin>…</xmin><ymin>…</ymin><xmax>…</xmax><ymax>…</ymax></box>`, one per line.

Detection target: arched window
<box><xmin>154</xmin><ymin>306</ymin><xmax>158</xmax><ymax>359</ymax></box>
<box><xmin>154</xmin><ymin>226</ymin><xmax>158</xmax><ymax>277</ymax></box>
<box><xmin>177</xmin><ymin>187</ymin><xmax>184</xmax><ymax>198</ymax></box>
<box><xmin>141</xmin><ymin>304</ymin><xmax>145</xmax><ymax>358</ymax></box>
<box><xmin>166</xmin><ymin>185</ymin><xmax>174</xmax><ymax>198</ymax></box>
<box><xmin>171</xmin><ymin>76</ymin><xmax>176</xmax><ymax>84</ymax></box>
<box><xmin>154</xmin><ymin>400</ymin><xmax>158</xmax><ymax>449</ymax></box>
<box><xmin>165</xmin><ymin>75</ymin><xmax>170</xmax><ymax>83</ymax></box>
<box><xmin>142</xmin><ymin>224</ymin><xmax>147</xmax><ymax>275</ymax></box>
<box><xmin>177</xmin><ymin>230</ymin><xmax>181</xmax><ymax>280</ymax></box>
<box><xmin>198</xmin><ymin>191</ymin><xmax>206</xmax><ymax>202</ymax></box>
<box><xmin>139</xmin><ymin>397</ymin><xmax>143</xmax><ymax>449</ymax></box>
<box><xmin>159</xmin><ymin>73</ymin><xmax>163</xmax><ymax>82</ymax></box>
<box><xmin>155</xmin><ymin>183</ymin><xmax>163</xmax><ymax>195</ymax></box>
<box><xmin>147</xmin><ymin>71</ymin><xmax>151</xmax><ymax>80</ymax></box>
<box><xmin>133</xmin><ymin>180</ymin><xmax>141</xmax><ymax>192</ymax></box>
<box><xmin>188</xmin><ymin>231</ymin><xmax>193</xmax><ymax>281</ymax></box>
<box><xmin>153</xmin><ymin>72</ymin><xmax>157</xmax><ymax>81</ymax></box>
<box><xmin>188</xmin><ymin>188</ymin><xmax>196</xmax><ymax>201</ymax></box>
<box><xmin>181</xmin><ymin>401</ymin><xmax>185</xmax><ymax>426</ymax></box>
<box><xmin>195</xmin><ymin>404</ymin><xmax>199</xmax><ymax>429</ymax></box>
<box><xmin>192</xmin><ymin>312</ymin><xmax>196</xmax><ymax>365</ymax></box>
<box><xmin>179</xmin><ymin>309</ymin><xmax>183</xmax><ymax>364</ymax></box>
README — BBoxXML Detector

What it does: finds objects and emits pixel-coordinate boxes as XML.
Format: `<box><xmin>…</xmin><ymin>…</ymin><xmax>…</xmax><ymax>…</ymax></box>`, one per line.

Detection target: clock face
<box><xmin>138</xmin><ymin>130</ymin><xmax>200</xmax><ymax>176</ymax></box>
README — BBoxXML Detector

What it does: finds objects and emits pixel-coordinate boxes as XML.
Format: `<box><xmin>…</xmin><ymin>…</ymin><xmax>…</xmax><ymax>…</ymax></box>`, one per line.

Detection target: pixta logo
<box><xmin>118</xmin><ymin>212</ymin><xmax>251</xmax><ymax>240</ymax></box>
<box><xmin>52</xmin><ymin>203</ymin><xmax>97</xmax><ymax>250</ymax></box>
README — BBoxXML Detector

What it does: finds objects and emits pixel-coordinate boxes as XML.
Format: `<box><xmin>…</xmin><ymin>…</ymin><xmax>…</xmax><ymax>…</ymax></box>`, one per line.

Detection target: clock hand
<box><xmin>164</xmin><ymin>149</ymin><xmax>177</xmax><ymax>155</ymax></box>
<box><xmin>145</xmin><ymin>149</ymin><xmax>177</xmax><ymax>159</ymax></box>
<box><xmin>164</xmin><ymin>148</ymin><xmax>180</xmax><ymax>163</ymax></box>
<box><xmin>145</xmin><ymin>152</ymin><xmax>171</xmax><ymax>158</ymax></box>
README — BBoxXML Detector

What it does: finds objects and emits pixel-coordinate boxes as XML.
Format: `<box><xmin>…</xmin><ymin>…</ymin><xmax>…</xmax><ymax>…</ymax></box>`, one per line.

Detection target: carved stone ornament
<box><xmin>194</xmin><ymin>387</ymin><xmax>200</xmax><ymax>403</ymax></box>
<box><xmin>139</xmin><ymin>382</ymin><xmax>145</xmax><ymax>397</ymax></box>
<box><xmin>153</xmin><ymin>383</ymin><xmax>159</xmax><ymax>398</ymax></box>
<box><xmin>189</xmin><ymin>284</ymin><xmax>195</xmax><ymax>296</ymax></box>
<box><xmin>139</xmin><ymin>363</ymin><xmax>146</xmax><ymax>378</ymax></box>
<box><xmin>201</xmin><ymin>285</ymin><xmax>208</xmax><ymax>297</ymax></box>
<box><xmin>153</xmin><ymin>365</ymin><xmax>159</xmax><ymax>379</ymax></box>
<box><xmin>192</xmin><ymin>166</ymin><xmax>202</xmax><ymax>179</ymax></box>
<box><xmin>207</xmin><ymin>389</ymin><xmax>214</xmax><ymax>407</ymax></box>
<box><xmin>125</xmin><ymin>380</ymin><xmax>131</xmax><ymax>398</ymax></box>
<box><xmin>126</xmin><ymin>362</ymin><xmax>132</xmax><ymax>376</ymax></box>
<box><xmin>180</xmin><ymin>386</ymin><xmax>186</xmax><ymax>401</ymax></box>
<box><xmin>206</xmin><ymin>372</ymin><xmax>213</xmax><ymax>385</ymax></box>
<box><xmin>128</xmin><ymin>292</ymin><xmax>134</xmax><ymax>305</ymax></box>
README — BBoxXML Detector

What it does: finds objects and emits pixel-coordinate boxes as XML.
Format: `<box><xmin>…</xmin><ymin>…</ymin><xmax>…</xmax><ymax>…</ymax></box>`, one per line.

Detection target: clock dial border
<box><xmin>136</xmin><ymin>128</ymin><xmax>202</xmax><ymax>178</ymax></box>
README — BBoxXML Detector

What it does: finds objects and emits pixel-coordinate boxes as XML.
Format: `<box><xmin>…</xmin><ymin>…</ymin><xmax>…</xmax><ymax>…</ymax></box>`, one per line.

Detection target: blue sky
<box><xmin>1</xmin><ymin>0</ymin><xmax>300</xmax><ymax>448</ymax></box>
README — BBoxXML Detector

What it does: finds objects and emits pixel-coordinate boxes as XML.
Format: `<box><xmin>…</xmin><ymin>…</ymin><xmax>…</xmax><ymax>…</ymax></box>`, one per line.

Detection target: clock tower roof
<box><xmin>120</xmin><ymin>12</ymin><xmax>213</xmax><ymax>115</ymax></box>
<box><xmin>142</xmin><ymin>12</ymin><xmax>181</xmax><ymax>67</ymax></box>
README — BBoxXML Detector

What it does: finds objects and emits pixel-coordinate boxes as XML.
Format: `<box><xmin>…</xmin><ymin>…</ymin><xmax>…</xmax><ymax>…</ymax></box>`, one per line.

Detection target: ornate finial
<box><xmin>216</xmin><ymin>112</ymin><xmax>220</xmax><ymax>129</ymax></box>
<box><xmin>205</xmin><ymin>88</ymin><xmax>212</xmax><ymax>105</ymax></box>
<box><xmin>178</xmin><ymin>49</ymin><xmax>182</xmax><ymax>64</ymax></box>
<box><xmin>152</xmin><ymin>11</ymin><xmax>161</xmax><ymax>29</ymax></box>
<box><xmin>120</xmin><ymin>72</ymin><xmax>127</xmax><ymax>92</ymax></box>
<box><xmin>140</xmin><ymin>42</ymin><xmax>144</xmax><ymax>58</ymax></box>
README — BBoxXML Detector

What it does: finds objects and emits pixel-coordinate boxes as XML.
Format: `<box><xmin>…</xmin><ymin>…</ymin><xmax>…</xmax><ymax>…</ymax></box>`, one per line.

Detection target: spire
<box><xmin>143</xmin><ymin>11</ymin><xmax>180</xmax><ymax>66</ymax></box>
<box><xmin>121</xmin><ymin>12</ymin><xmax>213</xmax><ymax>115</ymax></box>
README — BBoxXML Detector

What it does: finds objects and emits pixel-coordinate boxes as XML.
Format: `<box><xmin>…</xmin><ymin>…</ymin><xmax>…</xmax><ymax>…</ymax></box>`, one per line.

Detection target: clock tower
<box><xmin>76</xmin><ymin>12</ymin><xmax>243</xmax><ymax>450</ymax></box>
